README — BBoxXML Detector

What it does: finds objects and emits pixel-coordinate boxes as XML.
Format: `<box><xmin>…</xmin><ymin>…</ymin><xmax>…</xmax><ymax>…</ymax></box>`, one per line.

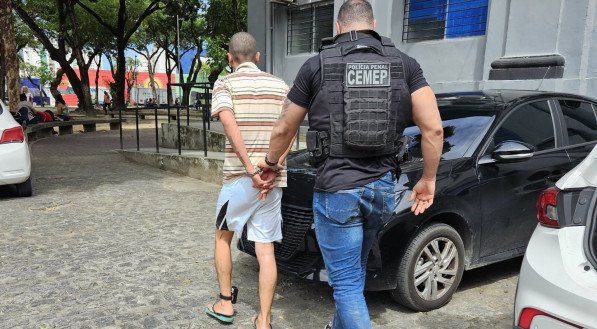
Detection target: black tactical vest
<box><xmin>308</xmin><ymin>31</ymin><xmax>410</xmax><ymax>159</ymax></box>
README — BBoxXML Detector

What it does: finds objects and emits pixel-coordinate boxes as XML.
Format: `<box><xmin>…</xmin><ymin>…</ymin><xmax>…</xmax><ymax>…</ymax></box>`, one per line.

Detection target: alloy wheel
<box><xmin>413</xmin><ymin>237</ymin><xmax>459</xmax><ymax>301</ymax></box>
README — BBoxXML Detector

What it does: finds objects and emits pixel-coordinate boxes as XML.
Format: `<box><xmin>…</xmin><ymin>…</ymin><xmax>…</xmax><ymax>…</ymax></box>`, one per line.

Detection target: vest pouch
<box><xmin>306</xmin><ymin>130</ymin><xmax>330</xmax><ymax>166</ymax></box>
<box><xmin>342</xmin><ymin>85</ymin><xmax>392</xmax><ymax>151</ymax></box>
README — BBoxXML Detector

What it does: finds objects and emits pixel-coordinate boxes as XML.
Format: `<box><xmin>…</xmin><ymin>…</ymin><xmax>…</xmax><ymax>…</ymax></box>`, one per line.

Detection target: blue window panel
<box><xmin>408</xmin><ymin>0</ymin><xmax>447</xmax><ymax>22</ymax></box>
<box><xmin>445</xmin><ymin>0</ymin><xmax>488</xmax><ymax>38</ymax></box>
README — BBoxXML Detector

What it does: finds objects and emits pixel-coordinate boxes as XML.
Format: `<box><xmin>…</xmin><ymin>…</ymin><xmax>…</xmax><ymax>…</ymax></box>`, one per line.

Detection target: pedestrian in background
<box><xmin>103</xmin><ymin>91</ymin><xmax>111</xmax><ymax>114</ymax></box>
<box><xmin>258</xmin><ymin>1</ymin><xmax>444</xmax><ymax>328</ymax></box>
<box><xmin>21</xmin><ymin>86</ymin><xmax>34</xmax><ymax>104</ymax></box>
<box><xmin>204</xmin><ymin>32</ymin><xmax>291</xmax><ymax>329</ymax></box>
<box><xmin>55</xmin><ymin>93</ymin><xmax>71</xmax><ymax>121</ymax></box>
<box><xmin>15</xmin><ymin>93</ymin><xmax>35</xmax><ymax>126</ymax></box>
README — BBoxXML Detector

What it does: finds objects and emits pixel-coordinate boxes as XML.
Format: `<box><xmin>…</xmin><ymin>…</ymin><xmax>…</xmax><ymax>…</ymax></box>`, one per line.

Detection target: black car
<box><xmin>238</xmin><ymin>90</ymin><xmax>597</xmax><ymax>311</ymax></box>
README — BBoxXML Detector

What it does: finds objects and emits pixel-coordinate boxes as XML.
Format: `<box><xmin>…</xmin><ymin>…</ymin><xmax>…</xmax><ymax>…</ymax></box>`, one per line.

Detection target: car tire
<box><xmin>15</xmin><ymin>177</ymin><xmax>32</xmax><ymax>197</ymax></box>
<box><xmin>390</xmin><ymin>223</ymin><xmax>465</xmax><ymax>312</ymax></box>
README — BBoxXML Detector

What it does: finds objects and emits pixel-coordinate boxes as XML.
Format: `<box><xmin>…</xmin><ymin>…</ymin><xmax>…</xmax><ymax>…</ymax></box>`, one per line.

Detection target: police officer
<box><xmin>259</xmin><ymin>1</ymin><xmax>443</xmax><ymax>328</ymax></box>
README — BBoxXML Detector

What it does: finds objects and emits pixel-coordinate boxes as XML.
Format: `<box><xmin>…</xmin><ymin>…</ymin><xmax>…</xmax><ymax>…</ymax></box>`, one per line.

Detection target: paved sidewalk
<box><xmin>0</xmin><ymin>130</ymin><xmax>519</xmax><ymax>328</ymax></box>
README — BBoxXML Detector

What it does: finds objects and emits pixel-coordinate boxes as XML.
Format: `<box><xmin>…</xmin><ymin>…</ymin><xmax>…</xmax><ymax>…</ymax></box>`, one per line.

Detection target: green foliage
<box><xmin>13</xmin><ymin>14</ymin><xmax>38</xmax><ymax>51</ymax></box>
<box><xmin>19</xmin><ymin>59</ymin><xmax>53</xmax><ymax>86</ymax></box>
<box><xmin>203</xmin><ymin>0</ymin><xmax>247</xmax><ymax>38</ymax></box>
<box><xmin>204</xmin><ymin>35</ymin><xmax>228</xmax><ymax>73</ymax></box>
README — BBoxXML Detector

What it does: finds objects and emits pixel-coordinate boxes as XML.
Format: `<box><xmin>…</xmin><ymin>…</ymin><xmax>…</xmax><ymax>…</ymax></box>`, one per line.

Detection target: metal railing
<box><xmin>118</xmin><ymin>104</ymin><xmax>211</xmax><ymax>157</ymax></box>
<box><xmin>118</xmin><ymin>104</ymin><xmax>304</xmax><ymax>158</ymax></box>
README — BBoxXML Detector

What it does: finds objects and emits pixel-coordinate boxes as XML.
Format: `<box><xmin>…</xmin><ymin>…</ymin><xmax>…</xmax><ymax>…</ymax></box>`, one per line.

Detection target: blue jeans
<box><xmin>313</xmin><ymin>171</ymin><xmax>396</xmax><ymax>329</ymax></box>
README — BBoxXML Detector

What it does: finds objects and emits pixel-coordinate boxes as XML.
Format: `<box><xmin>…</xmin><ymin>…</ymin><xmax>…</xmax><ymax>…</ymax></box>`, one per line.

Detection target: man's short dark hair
<box><xmin>228</xmin><ymin>32</ymin><xmax>258</xmax><ymax>62</ymax></box>
<box><xmin>337</xmin><ymin>0</ymin><xmax>374</xmax><ymax>26</ymax></box>
<box><xmin>19</xmin><ymin>93</ymin><xmax>27</xmax><ymax>102</ymax></box>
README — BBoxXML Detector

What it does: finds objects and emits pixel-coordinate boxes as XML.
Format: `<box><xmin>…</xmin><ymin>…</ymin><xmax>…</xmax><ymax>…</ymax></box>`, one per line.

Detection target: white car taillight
<box><xmin>0</xmin><ymin>126</ymin><xmax>24</xmax><ymax>144</ymax></box>
<box><xmin>518</xmin><ymin>307</ymin><xmax>581</xmax><ymax>328</ymax></box>
<box><xmin>536</xmin><ymin>187</ymin><xmax>560</xmax><ymax>228</ymax></box>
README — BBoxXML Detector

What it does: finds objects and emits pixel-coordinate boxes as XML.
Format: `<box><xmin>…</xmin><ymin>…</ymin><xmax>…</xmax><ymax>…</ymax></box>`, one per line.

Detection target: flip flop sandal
<box><xmin>205</xmin><ymin>286</ymin><xmax>238</xmax><ymax>324</ymax></box>
<box><xmin>252</xmin><ymin>314</ymin><xmax>273</xmax><ymax>329</ymax></box>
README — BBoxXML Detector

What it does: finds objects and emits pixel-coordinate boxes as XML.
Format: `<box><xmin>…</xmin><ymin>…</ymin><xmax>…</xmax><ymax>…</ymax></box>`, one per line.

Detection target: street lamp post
<box><xmin>175</xmin><ymin>14</ymin><xmax>183</xmax><ymax>103</ymax></box>
<box><xmin>134</xmin><ymin>54</ymin><xmax>138</xmax><ymax>105</ymax></box>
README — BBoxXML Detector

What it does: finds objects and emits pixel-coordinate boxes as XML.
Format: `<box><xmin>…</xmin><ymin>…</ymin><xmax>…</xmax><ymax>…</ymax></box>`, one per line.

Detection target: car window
<box><xmin>403</xmin><ymin>107</ymin><xmax>495</xmax><ymax>161</ymax></box>
<box><xmin>491</xmin><ymin>100</ymin><xmax>555</xmax><ymax>152</ymax></box>
<box><xmin>558</xmin><ymin>99</ymin><xmax>597</xmax><ymax>145</ymax></box>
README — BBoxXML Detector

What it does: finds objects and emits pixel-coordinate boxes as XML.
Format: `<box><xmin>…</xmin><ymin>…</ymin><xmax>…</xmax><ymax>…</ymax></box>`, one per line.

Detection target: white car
<box><xmin>0</xmin><ymin>100</ymin><xmax>32</xmax><ymax>197</ymax></box>
<box><xmin>514</xmin><ymin>145</ymin><xmax>597</xmax><ymax>329</ymax></box>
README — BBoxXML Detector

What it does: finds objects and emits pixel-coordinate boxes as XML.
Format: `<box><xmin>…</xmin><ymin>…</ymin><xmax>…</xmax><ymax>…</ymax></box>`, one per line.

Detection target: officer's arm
<box><xmin>411</xmin><ymin>86</ymin><xmax>443</xmax><ymax>180</ymax></box>
<box><xmin>409</xmin><ymin>86</ymin><xmax>443</xmax><ymax>215</ymax></box>
<box><xmin>267</xmin><ymin>99</ymin><xmax>308</xmax><ymax>163</ymax></box>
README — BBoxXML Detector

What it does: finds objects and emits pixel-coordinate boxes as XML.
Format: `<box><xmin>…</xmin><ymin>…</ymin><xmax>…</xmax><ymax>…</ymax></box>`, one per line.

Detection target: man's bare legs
<box><xmin>211</xmin><ymin>229</ymin><xmax>235</xmax><ymax>315</ymax></box>
<box><xmin>253</xmin><ymin>242</ymin><xmax>277</xmax><ymax>329</ymax></box>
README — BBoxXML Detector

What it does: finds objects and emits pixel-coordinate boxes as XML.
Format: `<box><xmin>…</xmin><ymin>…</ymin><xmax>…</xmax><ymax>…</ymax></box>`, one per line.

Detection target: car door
<box><xmin>476</xmin><ymin>99</ymin><xmax>570</xmax><ymax>260</ymax></box>
<box><xmin>555</xmin><ymin>98</ymin><xmax>597</xmax><ymax>169</ymax></box>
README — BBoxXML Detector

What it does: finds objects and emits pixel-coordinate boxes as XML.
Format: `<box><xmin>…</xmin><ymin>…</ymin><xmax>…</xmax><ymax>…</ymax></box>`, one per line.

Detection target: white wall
<box><xmin>252</xmin><ymin>0</ymin><xmax>597</xmax><ymax>98</ymax></box>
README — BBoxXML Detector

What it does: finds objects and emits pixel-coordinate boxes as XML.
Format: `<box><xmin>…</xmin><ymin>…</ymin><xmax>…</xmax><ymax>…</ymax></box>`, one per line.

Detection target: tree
<box><xmin>203</xmin><ymin>0</ymin><xmax>247</xmax><ymax>83</ymax></box>
<box><xmin>124</xmin><ymin>57</ymin><xmax>139</xmax><ymax>104</ymax></box>
<box><xmin>20</xmin><ymin>53</ymin><xmax>54</xmax><ymax>103</ymax></box>
<box><xmin>148</xmin><ymin>11</ymin><xmax>179</xmax><ymax>106</ymax></box>
<box><xmin>14</xmin><ymin>0</ymin><xmax>110</xmax><ymax>116</ymax></box>
<box><xmin>75</xmin><ymin>0</ymin><xmax>163</xmax><ymax>111</ymax></box>
<box><xmin>0</xmin><ymin>14</ymin><xmax>38</xmax><ymax>102</ymax></box>
<box><xmin>166</xmin><ymin>1</ymin><xmax>205</xmax><ymax>105</ymax></box>
<box><xmin>0</xmin><ymin>0</ymin><xmax>20</xmax><ymax>110</ymax></box>
<box><xmin>129</xmin><ymin>15</ymin><xmax>165</xmax><ymax>103</ymax></box>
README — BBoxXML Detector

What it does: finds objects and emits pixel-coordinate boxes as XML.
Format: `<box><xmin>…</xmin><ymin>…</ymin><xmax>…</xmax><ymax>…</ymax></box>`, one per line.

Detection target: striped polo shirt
<box><xmin>211</xmin><ymin>62</ymin><xmax>289</xmax><ymax>187</ymax></box>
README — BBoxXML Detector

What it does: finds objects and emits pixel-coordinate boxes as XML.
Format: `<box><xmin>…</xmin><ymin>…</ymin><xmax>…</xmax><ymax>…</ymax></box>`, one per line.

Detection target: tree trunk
<box><xmin>0</xmin><ymin>42</ymin><xmax>5</xmax><ymax>101</ymax></box>
<box><xmin>148</xmin><ymin>56</ymin><xmax>158</xmax><ymax>102</ymax></box>
<box><xmin>208</xmin><ymin>68</ymin><xmax>222</xmax><ymax>84</ymax></box>
<box><xmin>0</xmin><ymin>0</ymin><xmax>20</xmax><ymax>111</ymax></box>
<box><xmin>114</xmin><ymin>37</ymin><xmax>127</xmax><ymax>110</ymax></box>
<box><xmin>182</xmin><ymin>87</ymin><xmax>192</xmax><ymax>106</ymax></box>
<box><xmin>50</xmin><ymin>68</ymin><xmax>65</xmax><ymax>99</ymax></box>
<box><xmin>95</xmin><ymin>56</ymin><xmax>101</xmax><ymax>105</ymax></box>
<box><xmin>165</xmin><ymin>55</ymin><xmax>174</xmax><ymax>106</ymax></box>
<box><xmin>232</xmin><ymin>0</ymin><xmax>240</xmax><ymax>31</ymax></box>
<box><xmin>77</xmin><ymin>63</ymin><xmax>95</xmax><ymax>116</ymax></box>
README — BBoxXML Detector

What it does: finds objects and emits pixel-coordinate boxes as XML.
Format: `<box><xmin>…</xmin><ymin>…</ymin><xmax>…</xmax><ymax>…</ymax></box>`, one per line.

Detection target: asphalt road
<box><xmin>0</xmin><ymin>128</ymin><xmax>520</xmax><ymax>328</ymax></box>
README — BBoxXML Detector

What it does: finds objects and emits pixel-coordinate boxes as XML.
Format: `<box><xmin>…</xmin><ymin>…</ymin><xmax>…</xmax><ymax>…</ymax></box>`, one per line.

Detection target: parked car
<box><xmin>238</xmin><ymin>90</ymin><xmax>597</xmax><ymax>311</ymax></box>
<box><xmin>0</xmin><ymin>100</ymin><xmax>32</xmax><ymax>197</ymax></box>
<box><xmin>513</xmin><ymin>145</ymin><xmax>597</xmax><ymax>329</ymax></box>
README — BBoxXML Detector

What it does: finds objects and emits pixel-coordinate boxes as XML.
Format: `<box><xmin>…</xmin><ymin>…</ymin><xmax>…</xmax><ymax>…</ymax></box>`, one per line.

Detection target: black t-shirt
<box><xmin>288</xmin><ymin>32</ymin><xmax>429</xmax><ymax>192</ymax></box>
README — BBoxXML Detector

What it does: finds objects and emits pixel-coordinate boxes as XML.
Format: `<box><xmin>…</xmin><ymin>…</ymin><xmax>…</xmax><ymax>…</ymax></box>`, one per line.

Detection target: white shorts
<box><xmin>215</xmin><ymin>176</ymin><xmax>283</xmax><ymax>243</ymax></box>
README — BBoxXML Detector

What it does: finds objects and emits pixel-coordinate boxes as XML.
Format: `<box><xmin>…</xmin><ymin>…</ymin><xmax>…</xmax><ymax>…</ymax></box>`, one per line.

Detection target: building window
<box><xmin>403</xmin><ymin>0</ymin><xmax>489</xmax><ymax>43</ymax></box>
<box><xmin>287</xmin><ymin>1</ymin><xmax>334</xmax><ymax>55</ymax></box>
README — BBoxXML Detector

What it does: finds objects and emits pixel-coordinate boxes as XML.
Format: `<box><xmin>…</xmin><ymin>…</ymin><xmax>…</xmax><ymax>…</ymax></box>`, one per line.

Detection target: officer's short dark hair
<box><xmin>228</xmin><ymin>32</ymin><xmax>258</xmax><ymax>62</ymax></box>
<box><xmin>337</xmin><ymin>0</ymin><xmax>374</xmax><ymax>26</ymax></box>
<box><xmin>19</xmin><ymin>93</ymin><xmax>27</xmax><ymax>101</ymax></box>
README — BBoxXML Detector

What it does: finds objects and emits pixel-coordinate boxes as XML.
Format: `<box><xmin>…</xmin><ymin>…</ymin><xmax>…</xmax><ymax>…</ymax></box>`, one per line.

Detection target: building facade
<box><xmin>248</xmin><ymin>0</ymin><xmax>597</xmax><ymax>97</ymax></box>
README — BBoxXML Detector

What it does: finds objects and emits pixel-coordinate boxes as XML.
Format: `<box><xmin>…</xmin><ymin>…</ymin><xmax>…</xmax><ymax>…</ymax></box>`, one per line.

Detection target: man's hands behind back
<box><xmin>253</xmin><ymin>160</ymin><xmax>283</xmax><ymax>201</ymax></box>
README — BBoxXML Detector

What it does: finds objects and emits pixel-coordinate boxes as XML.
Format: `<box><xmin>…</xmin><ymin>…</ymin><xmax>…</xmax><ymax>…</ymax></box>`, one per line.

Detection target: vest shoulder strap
<box><xmin>380</xmin><ymin>36</ymin><xmax>395</xmax><ymax>47</ymax></box>
<box><xmin>320</xmin><ymin>37</ymin><xmax>335</xmax><ymax>50</ymax></box>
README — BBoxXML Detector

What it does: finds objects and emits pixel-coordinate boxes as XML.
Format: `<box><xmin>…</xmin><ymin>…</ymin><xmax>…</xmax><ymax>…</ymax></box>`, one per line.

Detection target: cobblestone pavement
<box><xmin>0</xmin><ymin>128</ymin><xmax>519</xmax><ymax>329</ymax></box>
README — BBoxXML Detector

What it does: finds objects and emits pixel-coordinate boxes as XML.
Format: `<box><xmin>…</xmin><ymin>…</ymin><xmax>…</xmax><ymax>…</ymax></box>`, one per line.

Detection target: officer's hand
<box><xmin>410</xmin><ymin>177</ymin><xmax>436</xmax><ymax>215</ymax></box>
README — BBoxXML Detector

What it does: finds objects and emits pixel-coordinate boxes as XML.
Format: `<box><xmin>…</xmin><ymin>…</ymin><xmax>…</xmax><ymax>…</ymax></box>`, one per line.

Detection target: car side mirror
<box><xmin>492</xmin><ymin>141</ymin><xmax>535</xmax><ymax>162</ymax></box>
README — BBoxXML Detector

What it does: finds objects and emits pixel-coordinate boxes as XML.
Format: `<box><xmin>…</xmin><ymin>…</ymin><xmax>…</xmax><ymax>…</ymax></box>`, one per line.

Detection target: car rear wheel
<box><xmin>390</xmin><ymin>223</ymin><xmax>465</xmax><ymax>311</ymax></box>
<box><xmin>15</xmin><ymin>177</ymin><xmax>32</xmax><ymax>197</ymax></box>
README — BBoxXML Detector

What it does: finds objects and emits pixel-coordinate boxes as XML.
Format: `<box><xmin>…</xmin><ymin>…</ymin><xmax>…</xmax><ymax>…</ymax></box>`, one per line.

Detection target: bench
<box><xmin>24</xmin><ymin>118</ymin><xmax>124</xmax><ymax>141</ymax></box>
